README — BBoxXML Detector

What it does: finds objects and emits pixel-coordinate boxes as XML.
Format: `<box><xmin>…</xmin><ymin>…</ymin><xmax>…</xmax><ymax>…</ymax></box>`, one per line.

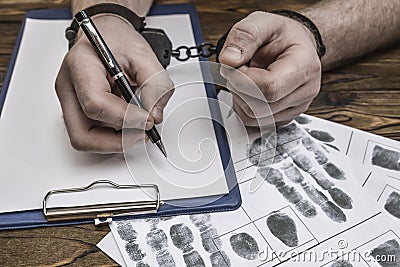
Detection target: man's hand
<box><xmin>219</xmin><ymin>11</ymin><xmax>321</xmax><ymax>126</ymax></box>
<box><xmin>55</xmin><ymin>15</ymin><xmax>173</xmax><ymax>153</ymax></box>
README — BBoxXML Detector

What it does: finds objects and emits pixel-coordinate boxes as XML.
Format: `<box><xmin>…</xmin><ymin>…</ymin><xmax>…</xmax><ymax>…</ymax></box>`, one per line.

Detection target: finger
<box><xmin>226</xmin><ymin>48</ymin><xmax>320</xmax><ymax>102</ymax></box>
<box><xmin>139</xmin><ymin>70</ymin><xmax>174</xmax><ymax>124</ymax></box>
<box><xmin>67</xmin><ymin>48</ymin><xmax>153</xmax><ymax>130</ymax></box>
<box><xmin>249</xmin><ymin>44</ymin><xmax>283</xmax><ymax>69</ymax></box>
<box><xmin>231</xmin><ymin>90</ymin><xmax>274</xmax><ymax>127</ymax></box>
<box><xmin>55</xmin><ymin>64</ymin><xmax>145</xmax><ymax>153</ymax></box>
<box><xmin>273</xmin><ymin>102</ymin><xmax>312</xmax><ymax>124</ymax></box>
<box><xmin>268</xmin><ymin>79</ymin><xmax>320</xmax><ymax>114</ymax></box>
<box><xmin>122</xmin><ymin>36</ymin><xmax>175</xmax><ymax>124</ymax></box>
<box><xmin>218</xmin><ymin>11</ymin><xmax>283</xmax><ymax>67</ymax></box>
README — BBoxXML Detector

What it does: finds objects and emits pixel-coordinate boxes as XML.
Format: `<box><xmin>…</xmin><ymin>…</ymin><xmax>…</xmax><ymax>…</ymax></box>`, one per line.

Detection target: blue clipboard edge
<box><xmin>0</xmin><ymin>4</ymin><xmax>241</xmax><ymax>230</ymax></box>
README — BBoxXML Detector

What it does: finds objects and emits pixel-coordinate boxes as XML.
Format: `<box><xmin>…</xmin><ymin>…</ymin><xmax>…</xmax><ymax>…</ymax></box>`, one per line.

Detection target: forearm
<box><xmin>301</xmin><ymin>0</ymin><xmax>400</xmax><ymax>71</ymax></box>
<box><xmin>71</xmin><ymin>0</ymin><xmax>153</xmax><ymax>17</ymax></box>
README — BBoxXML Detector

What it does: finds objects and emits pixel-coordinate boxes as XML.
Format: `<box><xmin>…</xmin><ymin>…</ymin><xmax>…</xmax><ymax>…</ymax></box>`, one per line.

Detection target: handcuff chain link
<box><xmin>171</xmin><ymin>42</ymin><xmax>217</xmax><ymax>61</ymax></box>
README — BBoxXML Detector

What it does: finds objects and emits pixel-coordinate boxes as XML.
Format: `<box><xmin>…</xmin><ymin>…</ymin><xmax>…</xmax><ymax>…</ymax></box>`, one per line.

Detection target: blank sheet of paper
<box><xmin>0</xmin><ymin>14</ymin><xmax>228</xmax><ymax>213</ymax></box>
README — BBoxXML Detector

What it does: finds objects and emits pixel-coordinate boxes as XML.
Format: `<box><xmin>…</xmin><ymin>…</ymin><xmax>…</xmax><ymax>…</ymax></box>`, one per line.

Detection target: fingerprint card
<box><xmin>293</xmin><ymin>114</ymin><xmax>400</xmax><ymax>181</ymax></box>
<box><xmin>109</xmin><ymin>213</ymin><xmax>280</xmax><ymax>267</ymax></box>
<box><xmin>241</xmin><ymin>122</ymin><xmax>380</xmax><ymax>242</ymax></box>
<box><xmin>277</xmin><ymin>213</ymin><xmax>400</xmax><ymax>266</ymax></box>
<box><xmin>361</xmin><ymin>172</ymin><xmax>400</xmax><ymax>221</ymax></box>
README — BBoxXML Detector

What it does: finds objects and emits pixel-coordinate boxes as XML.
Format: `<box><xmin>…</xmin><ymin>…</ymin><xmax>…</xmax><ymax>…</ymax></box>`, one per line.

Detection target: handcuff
<box><xmin>65</xmin><ymin>3</ymin><xmax>325</xmax><ymax>69</ymax></box>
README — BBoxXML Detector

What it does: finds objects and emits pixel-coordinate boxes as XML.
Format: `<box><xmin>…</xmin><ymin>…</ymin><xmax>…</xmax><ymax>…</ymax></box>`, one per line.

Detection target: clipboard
<box><xmin>0</xmin><ymin>4</ymin><xmax>241</xmax><ymax>230</ymax></box>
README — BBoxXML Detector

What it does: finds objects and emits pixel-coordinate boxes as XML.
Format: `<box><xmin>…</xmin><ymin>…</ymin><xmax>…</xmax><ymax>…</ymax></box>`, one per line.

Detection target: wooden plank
<box><xmin>0</xmin><ymin>0</ymin><xmax>399</xmax><ymax>266</ymax></box>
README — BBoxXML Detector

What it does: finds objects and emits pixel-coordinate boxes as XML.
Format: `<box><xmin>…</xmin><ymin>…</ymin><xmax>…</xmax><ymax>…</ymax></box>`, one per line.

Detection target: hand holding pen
<box><xmin>55</xmin><ymin>14</ymin><xmax>173</xmax><ymax>154</ymax></box>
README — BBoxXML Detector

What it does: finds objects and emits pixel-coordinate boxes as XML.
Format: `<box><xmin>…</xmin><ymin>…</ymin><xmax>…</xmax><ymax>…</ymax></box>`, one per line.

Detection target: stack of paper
<box><xmin>98</xmin><ymin>93</ymin><xmax>400</xmax><ymax>266</ymax></box>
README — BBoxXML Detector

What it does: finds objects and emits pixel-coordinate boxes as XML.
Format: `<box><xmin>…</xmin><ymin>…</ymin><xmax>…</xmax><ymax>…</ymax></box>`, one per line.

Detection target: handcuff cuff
<box><xmin>65</xmin><ymin>3</ymin><xmax>325</xmax><ymax>69</ymax></box>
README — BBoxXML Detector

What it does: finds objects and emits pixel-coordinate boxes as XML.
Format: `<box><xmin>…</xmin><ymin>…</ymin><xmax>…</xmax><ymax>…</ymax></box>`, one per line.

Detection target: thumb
<box><xmin>218</xmin><ymin>15</ymin><xmax>263</xmax><ymax>67</ymax></box>
<box><xmin>219</xmin><ymin>11</ymin><xmax>275</xmax><ymax>68</ymax></box>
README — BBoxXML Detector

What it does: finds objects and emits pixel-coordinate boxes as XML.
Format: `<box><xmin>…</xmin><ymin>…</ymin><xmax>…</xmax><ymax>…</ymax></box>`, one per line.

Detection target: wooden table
<box><xmin>0</xmin><ymin>0</ymin><xmax>399</xmax><ymax>266</ymax></box>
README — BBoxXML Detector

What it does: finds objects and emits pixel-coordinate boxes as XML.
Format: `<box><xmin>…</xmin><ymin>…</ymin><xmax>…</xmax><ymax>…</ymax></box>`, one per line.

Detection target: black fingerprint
<box><xmin>170</xmin><ymin>223</ymin><xmax>194</xmax><ymax>253</ymax></box>
<box><xmin>183</xmin><ymin>250</ymin><xmax>206</xmax><ymax>267</ymax></box>
<box><xmin>301</xmin><ymin>136</ymin><xmax>315</xmax><ymax>151</ymax></box>
<box><xmin>313</xmin><ymin>148</ymin><xmax>328</xmax><ymax>165</ymax></box>
<box><xmin>160</xmin><ymin>216</ymin><xmax>175</xmax><ymax>221</ymax></box>
<box><xmin>200</xmin><ymin>227</ymin><xmax>222</xmax><ymax>253</ymax></box>
<box><xmin>210</xmin><ymin>251</ymin><xmax>231</xmax><ymax>267</ymax></box>
<box><xmin>259</xmin><ymin>167</ymin><xmax>284</xmax><ymax>185</ymax></box>
<box><xmin>277</xmin><ymin>123</ymin><xmax>304</xmax><ymax>139</ymax></box>
<box><xmin>328</xmin><ymin>187</ymin><xmax>353</xmax><ymax>209</ymax></box>
<box><xmin>278</xmin><ymin>184</ymin><xmax>303</xmax><ymax>204</ymax></box>
<box><xmin>309</xmin><ymin>171</ymin><xmax>334</xmax><ymax>190</ymax></box>
<box><xmin>281</xmin><ymin>162</ymin><xmax>305</xmax><ymax>183</ymax></box>
<box><xmin>291</xmin><ymin>153</ymin><xmax>313</xmax><ymax>173</ymax></box>
<box><xmin>276</xmin><ymin>123</ymin><xmax>304</xmax><ymax>151</ymax></box>
<box><xmin>320</xmin><ymin>201</ymin><xmax>347</xmax><ymax>223</ymax></box>
<box><xmin>146</xmin><ymin>228</ymin><xmax>168</xmax><ymax>251</ymax></box>
<box><xmin>189</xmin><ymin>214</ymin><xmax>211</xmax><ymax>230</ymax></box>
<box><xmin>295</xmin><ymin>116</ymin><xmax>312</xmax><ymax>124</ymax></box>
<box><xmin>384</xmin><ymin>191</ymin><xmax>400</xmax><ymax>219</ymax></box>
<box><xmin>372</xmin><ymin>145</ymin><xmax>400</xmax><ymax>171</ymax></box>
<box><xmin>116</xmin><ymin>222</ymin><xmax>138</xmax><ymax>242</ymax></box>
<box><xmin>247</xmin><ymin>137</ymin><xmax>265</xmax><ymax>166</ymax></box>
<box><xmin>325</xmin><ymin>143</ymin><xmax>340</xmax><ymax>151</ymax></box>
<box><xmin>370</xmin><ymin>239</ymin><xmax>400</xmax><ymax>267</ymax></box>
<box><xmin>307</xmin><ymin>130</ymin><xmax>335</xmax><ymax>143</ymax></box>
<box><xmin>229</xmin><ymin>232</ymin><xmax>260</xmax><ymax>260</ymax></box>
<box><xmin>330</xmin><ymin>259</ymin><xmax>354</xmax><ymax>267</ymax></box>
<box><xmin>273</xmin><ymin>154</ymin><xmax>286</xmax><ymax>164</ymax></box>
<box><xmin>323</xmin><ymin>162</ymin><xmax>346</xmax><ymax>180</ymax></box>
<box><xmin>136</xmin><ymin>261</ymin><xmax>150</xmax><ymax>267</ymax></box>
<box><xmin>155</xmin><ymin>249</ymin><xmax>176</xmax><ymax>267</ymax></box>
<box><xmin>125</xmin><ymin>241</ymin><xmax>146</xmax><ymax>261</ymax></box>
<box><xmin>266</xmin><ymin>212</ymin><xmax>299</xmax><ymax>248</ymax></box>
<box><xmin>294</xmin><ymin>199</ymin><xmax>318</xmax><ymax>218</ymax></box>
<box><xmin>302</xmin><ymin>182</ymin><xmax>329</xmax><ymax>205</ymax></box>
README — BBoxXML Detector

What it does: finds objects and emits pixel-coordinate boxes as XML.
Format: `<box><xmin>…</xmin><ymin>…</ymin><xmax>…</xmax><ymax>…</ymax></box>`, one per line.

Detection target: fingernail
<box><xmin>145</xmin><ymin>120</ymin><xmax>153</xmax><ymax>130</ymax></box>
<box><xmin>222</xmin><ymin>46</ymin><xmax>242</xmax><ymax>61</ymax></box>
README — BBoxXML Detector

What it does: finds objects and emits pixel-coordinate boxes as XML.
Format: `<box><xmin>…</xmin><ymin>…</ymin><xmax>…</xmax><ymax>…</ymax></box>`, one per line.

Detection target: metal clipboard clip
<box><xmin>43</xmin><ymin>180</ymin><xmax>162</xmax><ymax>225</ymax></box>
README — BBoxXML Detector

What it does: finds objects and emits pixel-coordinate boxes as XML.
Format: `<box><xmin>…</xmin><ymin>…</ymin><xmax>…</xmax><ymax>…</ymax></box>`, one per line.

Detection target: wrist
<box><xmin>75</xmin><ymin>14</ymin><xmax>137</xmax><ymax>42</ymax></box>
<box><xmin>72</xmin><ymin>0</ymin><xmax>153</xmax><ymax>17</ymax></box>
<box><xmin>66</xmin><ymin>4</ymin><xmax>146</xmax><ymax>50</ymax></box>
<box><xmin>270</xmin><ymin>10</ymin><xmax>326</xmax><ymax>59</ymax></box>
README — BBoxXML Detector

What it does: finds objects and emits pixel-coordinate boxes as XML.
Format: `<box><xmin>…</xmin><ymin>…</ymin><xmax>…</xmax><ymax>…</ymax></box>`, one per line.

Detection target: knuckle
<box><xmin>242</xmin><ymin>104</ymin><xmax>256</xmax><ymax>119</ymax></box>
<box><xmin>263</xmin><ymin>79</ymin><xmax>279</xmax><ymax>102</ymax></box>
<box><xmin>310</xmin><ymin>57</ymin><xmax>322</xmax><ymax>74</ymax></box>
<box><xmin>309</xmin><ymin>85</ymin><xmax>320</xmax><ymax>98</ymax></box>
<box><xmin>54</xmin><ymin>74</ymin><xmax>62</xmax><ymax>95</ymax></box>
<box><xmin>230</xmin><ymin>20</ymin><xmax>260</xmax><ymax>46</ymax></box>
<box><xmin>82</xmin><ymin>97</ymin><xmax>105</xmax><ymax>121</ymax></box>
<box><xmin>69</xmin><ymin>135</ymin><xmax>88</xmax><ymax>152</ymax></box>
<box><xmin>241</xmin><ymin>114</ymin><xmax>254</xmax><ymax>126</ymax></box>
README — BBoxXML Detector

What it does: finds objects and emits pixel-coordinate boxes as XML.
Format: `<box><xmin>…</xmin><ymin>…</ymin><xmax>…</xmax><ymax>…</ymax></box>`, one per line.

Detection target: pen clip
<box><xmin>80</xmin><ymin>19</ymin><xmax>115</xmax><ymax>69</ymax></box>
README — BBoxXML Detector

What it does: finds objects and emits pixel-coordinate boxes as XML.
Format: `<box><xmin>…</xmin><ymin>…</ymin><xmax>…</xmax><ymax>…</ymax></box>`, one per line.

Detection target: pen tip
<box><xmin>155</xmin><ymin>140</ymin><xmax>167</xmax><ymax>158</ymax></box>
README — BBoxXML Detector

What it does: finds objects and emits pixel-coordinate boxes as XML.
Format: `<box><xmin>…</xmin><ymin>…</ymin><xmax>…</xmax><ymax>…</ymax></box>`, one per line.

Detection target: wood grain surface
<box><xmin>0</xmin><ymin>0</ymin><xmax>399</xmax><ymax>266</ymax></box>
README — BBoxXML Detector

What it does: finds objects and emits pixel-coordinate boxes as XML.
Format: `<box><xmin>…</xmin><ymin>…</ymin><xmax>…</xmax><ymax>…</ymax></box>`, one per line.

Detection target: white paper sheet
<box><xmin>97</xmin><ymin>232</ymin><xmax>127</xmax><ymax>267</ymax></box>
<box><xmin>0</xmin><ymin>14</ymin><xmax>228</xmax><ymax>213</ymax></box>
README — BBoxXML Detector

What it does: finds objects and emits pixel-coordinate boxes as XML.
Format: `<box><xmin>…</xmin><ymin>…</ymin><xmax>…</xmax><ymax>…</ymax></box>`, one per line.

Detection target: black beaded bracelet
<box><xmin>271</xmin><ymin>10</ymin><xmax>326</xmax><ymax>59</ymax></box>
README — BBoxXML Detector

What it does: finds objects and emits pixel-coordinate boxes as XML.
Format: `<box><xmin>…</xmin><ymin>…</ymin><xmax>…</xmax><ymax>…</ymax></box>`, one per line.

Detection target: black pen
<box><xmin>75</xmin><ymin>10</ymin><xmax>167</xmax><ymax>157</ymax></box>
